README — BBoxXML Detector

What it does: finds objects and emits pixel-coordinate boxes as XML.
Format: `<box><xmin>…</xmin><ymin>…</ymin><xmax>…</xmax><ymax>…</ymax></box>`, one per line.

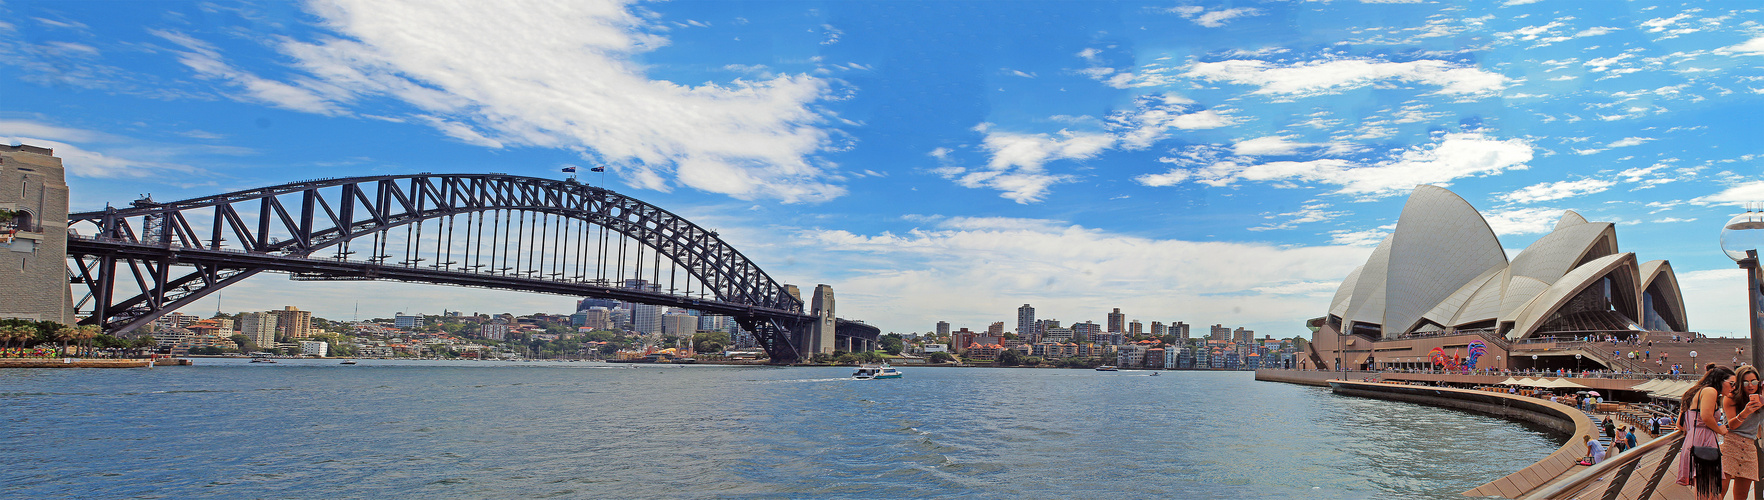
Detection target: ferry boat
<box><xmin>1095</xmin><ymin>365</ymin><xmax>1118</xmax><ymax>371</ymax></box>
<box><xmin>853</xmin><ymin>363</ymin><xmax>903</xmax><ymax>380</ymax></box>
<box><xmin>249</xmin><ymin>357</ymin><xmax>277</xmax><ymax>364</ymax></box>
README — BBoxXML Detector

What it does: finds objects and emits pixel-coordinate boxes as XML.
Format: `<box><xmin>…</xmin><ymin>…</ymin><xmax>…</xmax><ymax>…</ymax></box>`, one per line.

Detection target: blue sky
<box><xmin>4</xmin><ymin>0</ymin><xmax>1763</xmax><ymax>337</ymax></box>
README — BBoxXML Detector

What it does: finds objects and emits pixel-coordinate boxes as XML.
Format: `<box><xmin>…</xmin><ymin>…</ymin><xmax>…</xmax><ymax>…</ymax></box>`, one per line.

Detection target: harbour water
<box><xmin>2</xmin><ymin>361</ymin><xmax>1557</xmax><ymax>498</ymax></box>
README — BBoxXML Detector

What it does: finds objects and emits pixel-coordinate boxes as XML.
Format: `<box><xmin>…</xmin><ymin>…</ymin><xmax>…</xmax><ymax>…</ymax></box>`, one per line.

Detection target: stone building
<box><xmin>0</xmin><ymin>144</ymin><xmax>73</xmax><ymax>324</ymax></box>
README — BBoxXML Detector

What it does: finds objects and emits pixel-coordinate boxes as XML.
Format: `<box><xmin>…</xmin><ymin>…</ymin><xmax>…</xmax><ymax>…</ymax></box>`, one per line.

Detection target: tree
<box><xmin>693</xmin><ymin>331</ymin><xmax>732</xmax><ymax>353</ymax></box>
<box><xmin>130</xmin><ymin>336</ymin><xmax>158</xmax><ymax>350</ymax></box>
<box><xmin>995</xmin><ymin>348</ymin><xmax>1022</xmax><ymax>366</ymax></box>
<box><xmin>230</xmin><ymin>334</ymin><xmax>256</xmax><ymax>353</ymax></box>
<box><xmin>928</xmin><ymin>351</ymin><xmax>955</xmax><ymax>364</ymax></box>
<box><xmin>880</xmin><ymin>334</ymin><xmax>904</xmax><ymax>355</ymax></box>
<box><xmin>52</xmin><ymin>325</ymin><xmax>76</xmax><ymax>356</ymax></box>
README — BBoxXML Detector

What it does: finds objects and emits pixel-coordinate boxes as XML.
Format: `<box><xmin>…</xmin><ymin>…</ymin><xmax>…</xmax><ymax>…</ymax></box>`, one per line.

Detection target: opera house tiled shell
<box><xmin>1326</xmin><ymin>185</ymin><xmax>1688</xmax><ymax>341</ymax></box>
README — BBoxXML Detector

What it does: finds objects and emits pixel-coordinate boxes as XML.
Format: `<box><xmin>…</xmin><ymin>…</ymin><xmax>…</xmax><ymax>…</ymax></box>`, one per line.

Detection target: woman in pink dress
<box><xmin>1680</xmin><ymin>365</ymin><xmax>1736</xmax><ymax>500</ymax></box>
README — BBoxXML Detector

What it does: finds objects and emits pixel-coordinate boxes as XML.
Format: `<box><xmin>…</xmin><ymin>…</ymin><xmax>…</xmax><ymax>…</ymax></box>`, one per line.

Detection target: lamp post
<box><xmin>1575</xmin><ymin>353</ymin><xmax>1582</xmax><ymax>374</ymax></box>
<box><xmin>1532</xmin><ymin>354</ymin><xmax>1539</xmax><ymax>374</ymax></box>
<box><xmin>1719</xmin><ymin>204</ymin><xmax>1764</xmax><ymax>500</ymax></box>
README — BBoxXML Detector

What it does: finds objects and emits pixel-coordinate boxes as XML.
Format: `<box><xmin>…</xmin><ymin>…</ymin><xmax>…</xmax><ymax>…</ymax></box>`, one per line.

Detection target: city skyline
<box><xmin>4</xmin><ymin>1</ymin><xmax>1764</xmax><ymax>336</ymax></box>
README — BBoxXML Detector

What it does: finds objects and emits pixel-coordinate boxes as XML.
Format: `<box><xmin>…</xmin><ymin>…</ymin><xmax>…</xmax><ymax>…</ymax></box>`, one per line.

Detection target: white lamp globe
<box><xmin>1721</xmin><ymin>208</ymin><xmax>1764</xmax><ymax>262</ymax></box>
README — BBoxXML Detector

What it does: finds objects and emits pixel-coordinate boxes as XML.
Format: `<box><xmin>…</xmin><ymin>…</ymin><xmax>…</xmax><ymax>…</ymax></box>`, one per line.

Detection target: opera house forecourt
<box><xmin>1300</xmin><ymin>184</ymin><xmax>1691</xmax><ymax>373</ymax></box>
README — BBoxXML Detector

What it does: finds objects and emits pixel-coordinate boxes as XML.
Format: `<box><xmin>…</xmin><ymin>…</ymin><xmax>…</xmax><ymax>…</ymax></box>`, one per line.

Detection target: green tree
<box><xmin>693</xmin><ymin>331</ymin><xmax>731</xmax><ymax>353</ymax></box>
<box><xmin>230</xmin><ymin>333</ymin><xmax>256</xmax><ymax>353</ymax></box>
<box><xmin>928</xmin><ymin>351</ymin><xmax>955</xmax><ymax>364</ymax></box>
<box><xmin>880</xmin><ymin>334</ymin><xmax>904</xmax><ymax>355</ymax></box>
<box><xmin>995</xmin><ymin>348</ymin><xmax>1022</xmax><ymax>366</ymax></box>
<box><xmin>130</xmin><ymin>335</ymin><xmax>158</xmax><ymax>350</ymax></box>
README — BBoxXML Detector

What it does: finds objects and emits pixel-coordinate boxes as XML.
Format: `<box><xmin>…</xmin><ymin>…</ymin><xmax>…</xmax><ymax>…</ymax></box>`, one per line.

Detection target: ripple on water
<box><xmin>1</xmin><ymin>365</ymin><xmax>1556</xmax><ymax>499</ymax></box>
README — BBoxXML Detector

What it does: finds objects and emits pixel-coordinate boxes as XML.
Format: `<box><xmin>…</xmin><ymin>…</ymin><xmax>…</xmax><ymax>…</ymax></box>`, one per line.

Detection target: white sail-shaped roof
<box><xmin>1322</xmin><ymin>186</ymin><xmax>1689</xmax><ymax>341</ymax></box>
<box><xmin>1384</xmin><ymin>185</ymin><xmax>1509</xmax><ymax>335</ymax></box>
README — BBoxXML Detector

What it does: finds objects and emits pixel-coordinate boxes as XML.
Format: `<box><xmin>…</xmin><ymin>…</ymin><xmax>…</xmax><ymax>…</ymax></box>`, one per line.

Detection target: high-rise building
<box><xmin>239</xmin><ymin>311</ymin><xmax>277</xmax><ymax>349</ymax></box>
<box><xmin>987</xmin><ymin>322</ymin><xmax>1005</xmax><ymax>336</ymax></box>
<box><xmin>1151</xmin><ymin>321</ymin><xmax>1166</xmax><ymax>336</ymax></box>
<box><xmin>1042</xmin><ymin>327</ymin><xmax>1075</xmax><ymax>342</ymax></box>
<box><xmin>1073</xmin><ymin>321</ymin><xmax>1101</xmax><ymax>342</ymax></box>
<box><xmin>583</xmin><ymin>307</ymin><xmax>613</xmax><ymax>330</ymax></box>
<box><xmin>1016</xmin><ymin>304</ymin><xmax>1037</xmax><ymax>339</ymax></box>
<box><xmin>1128</xmin><ymin>320</ymin><xmax>1143</xmax><ymax>336</ymax></box>
<box><xmin>395</xmin><ymin>313</ymin><xmax>424</xmax><ymax>330</ymax></box>
<box><xmin>272</xmin><ymin>306</ymin><xmax>313</xmax><ymax>338</ymax></box>
<box><xmin>935</xmin><ymin>321</ymin><xmax>951</xmax><ymax>337</ymax></box>
<box><xmin>479</xmin><ymin>321</ymin><xmax>509</xmax><ymax>340</ymax></box>
<box><xmin>1234</xmin><ymin>327</ymin><xmax>1255</xmax><ymax>343</ymax></box>
<box><xmin>1210</xmin><ymin>324</ymin><xmax>1231</xmax><ymax>341</ymax></box>
<box><xmin>1173</xmin><ymin>322</ymin><xmax>1191</xmax><ymax>343</ymax></box>
<box><xmin>662</xmin><ymin>312</ymin><xmax>697</xmax><ymax>335</ymax></box>
<box><xmin>1107</xmin><ymin>308</ymin><xmax>1125</xmax><ymax>333</ymax></box>
<box><xmin>697</xmin><ymin>314</ymin><xmax>731</xmax><ymax>333</ymax></box>
<box><xmin>634</xmin><ymin>304</ymin><xmax>664</xmax><ymax>334</ymax></box>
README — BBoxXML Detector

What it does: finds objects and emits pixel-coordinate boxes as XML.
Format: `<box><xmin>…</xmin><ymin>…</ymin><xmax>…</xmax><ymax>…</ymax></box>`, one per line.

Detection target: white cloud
<box><xmin>948</xmin><ymin>125</ymin><xmax>1113</xmax><ymax>203</ymax></box>
<box><xmin>1677</xmin><ymin>268</ymin><xmax>1751</xmax><ymax>336</ymax></box>
<box><xmin>164</xmin><ymin>0</ymin><xmax>847</xmax><ymax>203</ymax></box>
<box><xmin>1693</xmin><ymin>181</ymin><xmax>1764</xmax><ymax>206</ymax></box>
<box><xmin>1134</xmin><ymin>169</ymin><xmax>1191</xmax><ymax>187</ymax></box>
<box><xmin>1718</xmin><ymin>36</ymin><xmax>1764</xmax><ymax>56</ymax></box>
<box><xmin>1329</xmin><ymin>228</ymin><xmax>1390</xmax><ymax>247</ymax></box>
<box><xmin>0</xmin><ymin>120</ymin><xmax>112</xmax><ymax>142</ymax></box>
<box><xmin>1606</xmin><ymin>137</ymin><xmax>1653</xmax><ymax>148</ymax></box>
<box><xmin>1106</xmin><ymin>94</ymin><xmax>1230</xmax><ymax>150</ymax></box>
<box><xmin>1481</xmin><ymin>207</ymin><xmax>1564</xmax><ymax>235</ymax></box>
<box><xmin>1167</xmin><ymin>6</ymin><xmax>1262</xmax><ymax>28</ymax></box>
<box><xmin>1184</xmin><ymin>58</ymin><xmax>1510</xmax><ymax>98</ymax></box>
<box><xmin>794</xmin><ymin>218</ymin><xmax>1370</xmax><ymax>334</ymax></box>
<box><xmin>1151</xmin><ymin>132</ymin><xmax>1533</xmax><ymax>198</ymax></box>
<box><xmin>1232</xmin><ymin>136</ymin><xmax>1317</xmax><ymax>156</ymax></box>
<box><xmin>1249</xmin><ymin>202</ymin><xmax>1345</xmax><ymax>231</ymax></box>
<box><xmin>0</xmin><ymin>136</ymin><xmax>203</xmax><ymax>179</ymax></box>
<box><xmin>151</xmin><ymin>29</ymin><xmax>344</xmax><ymax>115</ymax></box>
<box><xmin>1496</xmin><ymin>178</ymin><xmax>1614</xmax><ymax>203</ymax></box>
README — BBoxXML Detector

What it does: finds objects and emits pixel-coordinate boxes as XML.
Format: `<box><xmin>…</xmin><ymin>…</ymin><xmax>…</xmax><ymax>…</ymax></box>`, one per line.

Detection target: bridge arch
<box><xmin>64</xmin><ymin>174</ymin><xmax>872</xmax><ymax>362</ymax></box>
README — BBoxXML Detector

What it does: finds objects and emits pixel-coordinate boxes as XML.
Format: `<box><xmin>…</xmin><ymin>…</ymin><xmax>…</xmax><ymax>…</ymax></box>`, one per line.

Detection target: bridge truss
<box><xmin>65</xmin><ymin>173</ymin><xmax>877</xmax><ymax>362</ymax></box>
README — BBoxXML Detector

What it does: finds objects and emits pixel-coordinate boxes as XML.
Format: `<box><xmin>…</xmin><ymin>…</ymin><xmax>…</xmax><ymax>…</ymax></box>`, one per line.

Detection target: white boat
<box><xmin>1095</xmin><ymin>365</ymin><xmax>1118</xmax><ymax>371</ymax></box>
<box><xmin>853</xmin><ymin>363</ymin><xmax>903</xmax><ymax>380</ymax></box>
<box><xmin>249</xmin><ymin>357</ymin><xmax>276</xmax><ymax>364</ymax></box>
<box><xmin>340</xmin><ymin>359</ymin><xmax>357</xmax><ymax>365</ymax></box>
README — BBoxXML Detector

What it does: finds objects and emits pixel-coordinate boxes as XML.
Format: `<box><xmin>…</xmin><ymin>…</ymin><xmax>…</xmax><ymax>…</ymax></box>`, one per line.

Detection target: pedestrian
<box><xmin>1724</xmin><ymin>365</ymin><xmax>1764</xmax><ymax>498</ymax></box>
<box><xmin>1585</xmin><ymin>435</ymin><xmax>1607</xmax><ymax>465</ymax></box>
<box><xmin>1626</xmin><ymin>426</ymin><xmax>1637</xmax><ymax>450</ymax></box>
<box><xmin>1676</xmin><ymin>365</ymin><xmax>1735</xmax><ymax>500</ymax></box>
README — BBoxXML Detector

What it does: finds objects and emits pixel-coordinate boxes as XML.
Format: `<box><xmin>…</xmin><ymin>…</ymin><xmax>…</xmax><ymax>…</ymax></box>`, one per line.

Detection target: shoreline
<box><xmin>0</xmin><ymin>358</ymin><xmax>192</xmax><ymax>368</ymax></box>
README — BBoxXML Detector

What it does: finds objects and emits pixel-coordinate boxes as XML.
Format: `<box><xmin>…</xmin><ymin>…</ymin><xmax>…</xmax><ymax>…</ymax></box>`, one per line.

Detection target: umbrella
<box><xmin>1587</xmin><ymin>391</ymin><xmax>1600</xmax><ymax>396</ymax></box>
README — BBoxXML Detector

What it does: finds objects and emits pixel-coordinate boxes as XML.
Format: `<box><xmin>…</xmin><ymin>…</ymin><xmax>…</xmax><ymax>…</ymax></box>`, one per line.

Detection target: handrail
<box><xmin>1519</xmin><ymin>429</ymin><xmax>1684</xmax><ymax>500</ymax></box>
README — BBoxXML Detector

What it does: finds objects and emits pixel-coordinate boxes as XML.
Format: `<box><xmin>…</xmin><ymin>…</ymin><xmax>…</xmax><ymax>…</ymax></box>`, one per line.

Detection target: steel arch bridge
<box><xmin>64</xmin><ymin>173</ymin><xmax>878</xmax><ymax>363</ymax></box>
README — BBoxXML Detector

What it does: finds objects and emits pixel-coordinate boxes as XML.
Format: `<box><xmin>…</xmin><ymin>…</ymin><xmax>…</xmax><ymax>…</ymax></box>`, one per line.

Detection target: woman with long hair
<box><xmin>1724</xmin><ymin>365</ymin><xmax>1764</xmax><ymax>499</ymax></box>
<box><xmin>1681</xmin><ymin>364</ymin><xmax>1736</xmax><ymax>500</ymax></box>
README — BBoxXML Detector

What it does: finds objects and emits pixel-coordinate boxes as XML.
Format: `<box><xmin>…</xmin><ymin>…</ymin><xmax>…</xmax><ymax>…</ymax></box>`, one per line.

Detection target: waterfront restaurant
<box><xmin>1301</xmin><ymin>185</ymin><xmax>1692</xmax><ymax>374</ymax></box>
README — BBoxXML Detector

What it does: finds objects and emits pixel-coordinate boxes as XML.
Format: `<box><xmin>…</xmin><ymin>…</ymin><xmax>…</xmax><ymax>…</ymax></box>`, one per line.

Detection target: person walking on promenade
<box><xmin>1678</xmin><ymin>365</ymin><xmax>1735</xmax><ymax>500</ymax></box>
<box><xmin>1723</xmin><ymin>365</ymin><xmax>1764</xmax><ymax>499</ymax></box>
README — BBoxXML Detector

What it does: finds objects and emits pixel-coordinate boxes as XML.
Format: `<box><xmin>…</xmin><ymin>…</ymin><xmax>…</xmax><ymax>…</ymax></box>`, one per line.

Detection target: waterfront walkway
<box><xmin>1260</xmin><ymin>370</ymin><xmax>1703</xmax><ymax>499</ymax></box>
<box><xmin>0</xmin><ymin>358</ymin><xmax>190</xmax><ymax>368</ymax></box>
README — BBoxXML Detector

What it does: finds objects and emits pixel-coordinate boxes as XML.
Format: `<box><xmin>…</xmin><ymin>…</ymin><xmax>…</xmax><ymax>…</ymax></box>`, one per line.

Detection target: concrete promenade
<box><xmin>0</xmin><ymin>358</ymin><xmax>190</xmax><ymax>368</ymax></box>
<box><xmin>1256</xmin><ymin>369</ymin><xmax>1696</xmax><ymax>499</ymax></box>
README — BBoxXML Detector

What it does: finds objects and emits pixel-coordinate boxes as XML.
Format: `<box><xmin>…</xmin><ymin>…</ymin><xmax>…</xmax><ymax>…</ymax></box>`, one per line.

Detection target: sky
<box><xmin>3</xmin><ymin>0</ymin><xmax>1764</xmax><ymax>338</ymax></box>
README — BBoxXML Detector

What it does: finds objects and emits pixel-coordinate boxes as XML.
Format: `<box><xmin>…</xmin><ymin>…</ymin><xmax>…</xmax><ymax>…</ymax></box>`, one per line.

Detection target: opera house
<box><xmin>1301</xmin><ymin>185</ymin><xmax>1690</xmax><ymax>372</ymax></box>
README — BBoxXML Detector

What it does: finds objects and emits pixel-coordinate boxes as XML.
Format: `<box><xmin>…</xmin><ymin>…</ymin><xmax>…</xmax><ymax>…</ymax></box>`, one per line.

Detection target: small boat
<box><xmin>1095</xmin><ymin>365</ymin><xmax>1118</xmax><ymax>371</ymax></box>
<box><xmin>853</xmin><ymin>363</ymin><xmax>903</xmax><ymax>380</ymax></box>
<box><xmin>249</xmin><ymin>358</ymin><xmax>277</xmax><ymax>364</ymax></box>
<box><xmin>1149</xmin><ymin>372</ymin><xmax>1160</xmax><ymax>376</ymax></box>
<box><xmin>340</xmin><ymin>359</ymin><xmax>357</xmax><ymax>365</ymax></box>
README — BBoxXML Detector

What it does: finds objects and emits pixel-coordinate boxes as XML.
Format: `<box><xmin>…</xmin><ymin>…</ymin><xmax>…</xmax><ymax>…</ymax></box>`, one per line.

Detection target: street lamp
<box><xmin>1719</xmin><ymin>204</ymin><xmax>1764</xmax><ymax>500</ymax></box>
<box><xmin>1532</xmin><ymin>354</ymin><xmax>1539</xmax><ymax>374</ymax></box>
<box><xmin>1575</xmin><ymin>353</ymin><xmax>1582</xmax><ymax>374</ymax></box>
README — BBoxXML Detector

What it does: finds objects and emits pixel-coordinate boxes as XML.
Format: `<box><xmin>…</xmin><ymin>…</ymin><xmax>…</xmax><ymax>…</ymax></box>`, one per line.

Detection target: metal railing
<box><xmin>1521</xmin><ymin>429</ymin><xmax>1685</xmax><ymax>499</ymax></box>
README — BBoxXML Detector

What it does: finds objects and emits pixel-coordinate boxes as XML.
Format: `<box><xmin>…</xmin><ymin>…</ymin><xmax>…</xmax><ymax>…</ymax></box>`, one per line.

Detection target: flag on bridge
<box><xmin>561</xmin><ymin>166</ymin><xmax>577</xmax><ymax>173</ymax></box>
<box><xmin>589</xmin><ymin>166</ymin><xmax>605</xmax><ymax>172</ymax></box>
